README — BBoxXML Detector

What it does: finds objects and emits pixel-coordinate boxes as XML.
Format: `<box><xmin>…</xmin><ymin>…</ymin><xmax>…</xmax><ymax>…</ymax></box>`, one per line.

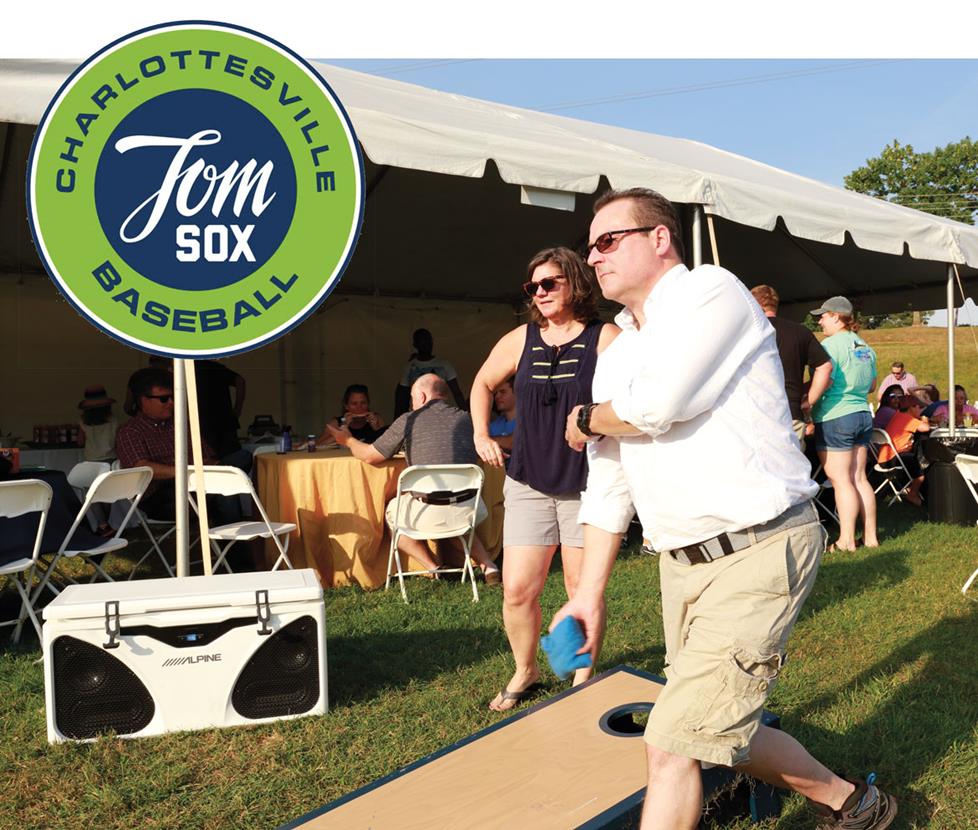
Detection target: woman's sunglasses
<box><xmin>144</xmin><ymin>394</ymin><xmax>173</xmax><ymax>404</ymax></box>
<box><xmin>522</xmin><ymin>275</ymin><xmax>567</xmax><ymax>297</ymax></box>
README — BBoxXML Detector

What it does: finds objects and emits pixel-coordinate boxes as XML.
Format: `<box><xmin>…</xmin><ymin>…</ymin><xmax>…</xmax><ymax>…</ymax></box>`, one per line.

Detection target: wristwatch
<box><xmin>576</xmin><ymin>402</ymin><xmax>599</xmax><ymax>437</ymax></box>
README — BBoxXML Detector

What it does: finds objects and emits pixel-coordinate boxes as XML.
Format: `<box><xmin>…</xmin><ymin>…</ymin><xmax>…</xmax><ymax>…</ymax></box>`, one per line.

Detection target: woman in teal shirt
<box><xmin>810</xmin><ymin>296</ymin><xmax>878</xmax><ymax>552</ymax></box>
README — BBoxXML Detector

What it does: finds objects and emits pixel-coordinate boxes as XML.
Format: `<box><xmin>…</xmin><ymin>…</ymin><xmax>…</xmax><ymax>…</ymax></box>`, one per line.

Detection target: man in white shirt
<box><xmin>553</xmin><ymin>188</ymin><xmax>896</xmax><ymax>830</ymax></box>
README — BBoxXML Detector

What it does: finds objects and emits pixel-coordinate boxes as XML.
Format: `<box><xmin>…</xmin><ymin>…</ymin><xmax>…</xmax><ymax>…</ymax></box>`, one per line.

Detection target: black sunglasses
<box><xmin>144</xmin><ymin>394</ymin><xmax>173</xmax><ymax>404</ymax></box>
<box><xmin>585</xmin><ymin>226</ymin><xmax>656</xmax><ymax>256</ymax></box>
<box><xmin>522</xmin><ymin>275</ymin><xmax>567</xmax><ymax>298</ymax></box>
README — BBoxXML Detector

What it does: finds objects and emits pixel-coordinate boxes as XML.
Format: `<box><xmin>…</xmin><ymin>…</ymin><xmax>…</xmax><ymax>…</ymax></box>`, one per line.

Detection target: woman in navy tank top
<box><xmin>472</xmin><ymin>247</ymin><xmax>619</xmax><ymax>711</ymax></box>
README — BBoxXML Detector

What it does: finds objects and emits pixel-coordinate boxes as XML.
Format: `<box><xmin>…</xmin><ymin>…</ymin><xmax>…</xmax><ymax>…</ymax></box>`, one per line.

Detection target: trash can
<box><xmin>922</xmin><ymin>433</ymin><xmax>978</xmax><ymax>526</ymax></box>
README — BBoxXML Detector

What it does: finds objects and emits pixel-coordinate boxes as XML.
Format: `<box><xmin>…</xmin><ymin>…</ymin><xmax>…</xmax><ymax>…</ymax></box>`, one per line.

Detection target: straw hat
<box><xmin>78</xmin><ymin>385</ymin><xmax>116</xmax><ymax>410</ymax></box>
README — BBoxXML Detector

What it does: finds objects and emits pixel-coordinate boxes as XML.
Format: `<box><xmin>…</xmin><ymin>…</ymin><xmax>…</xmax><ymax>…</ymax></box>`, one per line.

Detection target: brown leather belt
<box><xmin>405</xmin><ymin>488</ymin><xmax>478</xmax><ymax>506</ymax></box>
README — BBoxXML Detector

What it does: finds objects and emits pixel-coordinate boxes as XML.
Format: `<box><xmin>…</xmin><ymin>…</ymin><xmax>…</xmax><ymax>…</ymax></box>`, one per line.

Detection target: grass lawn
<box><xmin>837</xmin><ymin>325</ymin><xmax>978</xmax><ymax>398</ymax></box>
<box><xmin>2</xmin><ymin>501</ymin><xmax>978</xmax><ymax>830</ymax></box>
<box><xmin>3</xmin><ymin>325</ymin><xmax>978</xmax><ymax>829</ymax></box>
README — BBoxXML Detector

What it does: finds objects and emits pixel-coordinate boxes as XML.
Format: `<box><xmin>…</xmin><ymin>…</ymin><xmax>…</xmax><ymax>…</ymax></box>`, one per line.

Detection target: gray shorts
<box><xmin>502</xmin><ymin>476</ymin><xmax>584</xmax><ymax>549</ymax></box>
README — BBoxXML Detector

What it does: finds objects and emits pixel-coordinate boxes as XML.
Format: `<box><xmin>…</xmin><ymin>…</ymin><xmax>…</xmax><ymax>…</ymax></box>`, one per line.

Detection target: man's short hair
<box><xmin>413</xmin><ymin>373</ymin><xmax>450</xmax><ymax>400</ymax></box>
<box><xmin>593</xmin><ymin>187</ymin><xmax>685</xmax><ymax>262</ymax></box>
<box><xmin>891</xmin><ymin>361</ymin><xmax>904</xmax><ymax>370</ymax></box>
<box><xmin>750</xmin><ymin>285</ymin><xmax>779</xmax><ymax>313</ymax></box>
<box><xmin>128</xmin><ymin>367</ymin><xmax>173</xmax><ymax>413</ymax></box>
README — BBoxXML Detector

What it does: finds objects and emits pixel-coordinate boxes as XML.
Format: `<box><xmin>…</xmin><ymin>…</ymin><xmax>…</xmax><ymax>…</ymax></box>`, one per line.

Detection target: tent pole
<box><xmin>184</xmin><ymin>360</ymin><xmax>212</xmax><ymax>576</ymax></box>
<box><xmin>947</xmin><ymin>264</ymin><xmax>956</xmax><ymax>437</ymax></box>
<box><xmin>174</xmin><ymin>358</ymin><xmax>189</xmax><ymax>576</ymax></box>
<box><xmin>278</xmin><ymin>339</ymin><xmax>289</xmax><ymax>431</ymax></box>
<box><xmin>692</xmin><ymin>205</ymin><xmax>703</xmax><ymax>268</ymax></box>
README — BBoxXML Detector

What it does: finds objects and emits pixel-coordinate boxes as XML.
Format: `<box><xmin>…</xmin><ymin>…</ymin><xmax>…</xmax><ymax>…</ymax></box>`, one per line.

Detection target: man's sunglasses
<box><xmin>144</xmin><ymin>394</ymin><xmax>173</xmax><ymax>403</ymax></box>
<box><xmin>522</xmin><ymin>275</ymin><xmax>567</xmax><ymax>297</ymax></box>
<box><xmin>585</xmin><ymin>226</ymin><xmax>656</xmax><ymax>256</ymax></box>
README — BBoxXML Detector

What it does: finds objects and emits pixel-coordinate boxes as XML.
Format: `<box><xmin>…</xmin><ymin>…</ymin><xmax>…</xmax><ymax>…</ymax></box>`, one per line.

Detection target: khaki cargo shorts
<box><xmin>385</xmin><ymin>494</ymin><xmax>488</xmax><ymax>535</ymax></box>
<box><xmin>644</xmin><ymin>519</ymin><xmax>826</xmax><ymax>767</ymax></box>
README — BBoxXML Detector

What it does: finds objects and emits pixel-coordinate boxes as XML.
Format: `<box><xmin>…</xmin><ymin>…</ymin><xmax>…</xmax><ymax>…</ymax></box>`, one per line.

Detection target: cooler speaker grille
<box><xmin>232</xmin><ymin>615</ymin><xmax>320</xmax><ymax>719</ymax></box>
<box><xmin>52</xmin><ymin>636</ymin><xmax>155</xmax><ymax>739</ymax></box>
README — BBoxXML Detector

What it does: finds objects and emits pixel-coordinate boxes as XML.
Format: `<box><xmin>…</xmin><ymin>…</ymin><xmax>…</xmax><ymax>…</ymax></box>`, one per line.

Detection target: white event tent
<box><xmin>2</xmin><ymin>59</ymin><xmax>978</xmax><ymax>433</ymax></box>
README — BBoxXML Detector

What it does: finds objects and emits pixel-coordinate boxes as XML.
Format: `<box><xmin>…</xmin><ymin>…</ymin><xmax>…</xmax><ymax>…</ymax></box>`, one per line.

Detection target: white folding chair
<box><xmin>952</xmin><ymin>453</ymin><xmax>978</xmax><ymax>594</ymax></box>
<box><xmin>187</xmin><ymin>465</ymin><xmax>295</xmax><ymax>573</ymax></box>
<box><xmin>869</xmin><ymin>428</ymin><xmax>915</xmax><ymax>506</ymax></box>
<box><xmin>71</xmin><ymin>460</ymin><xmax>176</xmax><ymax>579</ymax></box>
<box><xmin>127</xmin><ymin>514</ymin><xmax>179</xmax><ymax>579</ymax></box>
<box><xmin>0</xmin><ymin>479</ymin><xmax>53</xmax><ymax>643</ymax></box>
<box><xmin>27</xmin><ymin>467</ymin><xmax>153</xmax><ymax>611</ymax></box>
<box><xmin>67</xmin><ymin>461</ymin><xmax>111</xmax><ymax>531</ymax></box>
<box><xmin>386</xmin><ymin>464</ymin><xmax>484</xmax><ymax>604</ymax></box>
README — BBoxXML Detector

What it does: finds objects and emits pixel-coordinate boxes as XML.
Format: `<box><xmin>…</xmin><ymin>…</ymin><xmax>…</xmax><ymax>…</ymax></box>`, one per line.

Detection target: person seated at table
<box><xmin>116</xmin><ymin>368</ymin><xmax>216</xmax><ymax>520</ymax></box>
<box><xmin>117</xmin><ymin>369</ymin><xmax>253</xmax><ymax>568</ymax></box>
<box><xmin>911</xmin><ymin>386</ymin><xmax>933</xmax><ymax>405</ymax></box>
<box><xmin>919</xmin><ymin>384</ymin><xmax>942</xmax><ymax>418</ymax></box>
<box><xmin>488</xmin><ymin>376</ymin><xmax>517</xmax><ymax>455</ymax></box>
<box><xmin>318</xmin><ymin>384</ymin><xmax>386</xmax><ymax>445</ymax></box>
<box><xmin>931</xmin><ymin>384</ymin><xmax>978</xmax><ymax>426</ymax></box>
<box><xmin>123</xmin><ymin>357</ymin><xmax>173</xmax><ymax>416</ymax></box>
<box><xmin>878</xmin><ymin>394</ymin><xmax>931</xmax><ymax>507</ymax></box>
<box><xmin>115</xmin><ymin>368</ymin><xmax>241</xmax><ymax>525</ymax></box>
<box><xmin>77</xmin><ymin>384</ymin><xmax>118</xmax><ymax>462</ymax></box>
<box><xmin>873</xmin><ymin>384</ymin><xmax>905</xmax><ymax>429</ymax></box>
<box><xmin>328</xmin><ymin>373</ymin><xmax>501</xmax><ymax>584</ymax></box>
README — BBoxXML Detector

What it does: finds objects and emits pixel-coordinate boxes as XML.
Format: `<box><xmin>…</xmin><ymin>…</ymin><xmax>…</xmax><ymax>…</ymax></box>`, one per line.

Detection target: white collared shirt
<box><xmin>579</xmin><ymin>263</ymin><xmax>817</xmax><ymax>551</ymax></box>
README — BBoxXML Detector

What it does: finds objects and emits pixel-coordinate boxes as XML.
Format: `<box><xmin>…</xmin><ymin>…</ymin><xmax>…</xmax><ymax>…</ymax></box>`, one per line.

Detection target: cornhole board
<box><xmin>281</xmin><ymin>665</ymin><xmax>781</xmax><ymax>829</ymax></box>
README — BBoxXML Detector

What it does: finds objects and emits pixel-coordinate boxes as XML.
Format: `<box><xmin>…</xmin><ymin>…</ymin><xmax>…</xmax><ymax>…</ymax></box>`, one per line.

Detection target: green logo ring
<box><xmin>28</xmin><ymin>20</ymin><xmax>364</xmax><ymax>358</ymax></box>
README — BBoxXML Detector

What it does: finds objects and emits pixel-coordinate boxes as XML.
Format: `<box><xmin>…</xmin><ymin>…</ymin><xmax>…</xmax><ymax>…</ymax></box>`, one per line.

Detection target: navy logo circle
<box><xmin>94</xmin><ymin>88</ymin><xmax>297</xmax><ymax>291</ymax></box>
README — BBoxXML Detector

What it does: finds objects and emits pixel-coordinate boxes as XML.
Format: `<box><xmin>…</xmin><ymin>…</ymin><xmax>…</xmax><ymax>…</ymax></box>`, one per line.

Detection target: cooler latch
<box><xmin>255</xmin><ymin>590</ymin><xmax>272</xmax><ymax>636</ymax></box>
<box><xmin>103</xmin><ymin>600</ymin><xmax>121</xmax><ymax>649</ymax></box>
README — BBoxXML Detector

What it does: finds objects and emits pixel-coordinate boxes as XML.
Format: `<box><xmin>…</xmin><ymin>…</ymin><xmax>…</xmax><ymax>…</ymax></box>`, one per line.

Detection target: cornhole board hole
<box><xmin>281</xmin><ymin>665</ymin><xmax>781</xmax><ymax>829</ymax></box>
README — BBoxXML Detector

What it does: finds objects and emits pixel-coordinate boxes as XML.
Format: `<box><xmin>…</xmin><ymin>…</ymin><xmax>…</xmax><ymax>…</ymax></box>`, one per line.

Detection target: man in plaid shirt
<box><xmin>116</xmin><ymin>367</ymin><xmax>218</xmax><ymax>520</ymax></box>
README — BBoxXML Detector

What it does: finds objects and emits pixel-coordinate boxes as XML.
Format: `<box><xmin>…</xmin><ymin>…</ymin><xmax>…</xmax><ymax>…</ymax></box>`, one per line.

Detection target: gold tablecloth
<box><xmin>256</xmin><ymin>448</ymin><xmax>504</xmax><ymax>589</ymax></box>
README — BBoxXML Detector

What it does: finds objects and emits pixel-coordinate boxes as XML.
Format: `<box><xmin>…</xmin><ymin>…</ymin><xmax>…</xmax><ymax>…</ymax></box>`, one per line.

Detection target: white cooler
<box><xmin>42</xmin><ymin>569</ymin><xmax>327</xmax><ymax>743</ymax></box>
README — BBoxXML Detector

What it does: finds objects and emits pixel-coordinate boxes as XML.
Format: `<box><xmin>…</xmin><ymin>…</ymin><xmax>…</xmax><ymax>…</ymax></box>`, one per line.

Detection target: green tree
<box><xmin>862</xmin><ymin>311</ymin><xmax>915</xmax><ymax>329</ymax></box>
<box><xmin>845</xmin><ymin>137</ymin><xmax>978</xmax><ymax>225</ymax></box>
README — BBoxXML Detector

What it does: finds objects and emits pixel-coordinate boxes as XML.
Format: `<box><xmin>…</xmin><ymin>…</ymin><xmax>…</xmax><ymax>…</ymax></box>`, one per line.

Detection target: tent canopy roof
<box><xmin>1</xmin><ymin>59</ymin><xmax>976</xmax><ymax>316</ymax></box>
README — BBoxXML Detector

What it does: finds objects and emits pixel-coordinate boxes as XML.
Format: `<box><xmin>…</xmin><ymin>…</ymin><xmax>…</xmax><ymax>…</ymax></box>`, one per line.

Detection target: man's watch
<box><xmin>577</xmin><ymin>402</ymin><xmax>599</xmax><ymax>437</ymax></box>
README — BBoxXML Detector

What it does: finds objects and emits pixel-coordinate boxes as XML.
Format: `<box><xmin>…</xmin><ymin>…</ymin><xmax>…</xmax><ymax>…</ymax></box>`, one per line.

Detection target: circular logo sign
<box><xmin>28</xmin><ymin>21</ymin><xmax>364</xmax><ymax>358</ymax></box>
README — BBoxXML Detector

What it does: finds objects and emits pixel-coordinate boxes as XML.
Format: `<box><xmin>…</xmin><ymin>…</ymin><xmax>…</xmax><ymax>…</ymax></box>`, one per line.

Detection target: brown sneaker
<box><xmin>810</xmin><ymin>774</ymin><xmax>897</xmax><ymax>830</ymax></box>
